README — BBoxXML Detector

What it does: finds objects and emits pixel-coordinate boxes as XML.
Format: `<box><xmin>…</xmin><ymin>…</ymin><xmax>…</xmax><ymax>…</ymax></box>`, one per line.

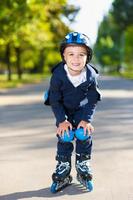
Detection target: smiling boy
<box><xmin>49</xmin><ymin>32</ymin><xmax>101</xmax><ymax>191</ymax></box>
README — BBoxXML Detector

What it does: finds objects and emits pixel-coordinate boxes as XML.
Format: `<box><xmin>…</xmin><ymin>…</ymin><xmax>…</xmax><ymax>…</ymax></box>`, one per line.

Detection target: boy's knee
<box><xmin>75</xmin><ymin>128</ymin><xmax>91</xmax><ymax>141</ymax></box>
<box><xmin>59</xmin><ymin>130</ymin><xmax>74</xmax><ymax>142</ymax></box>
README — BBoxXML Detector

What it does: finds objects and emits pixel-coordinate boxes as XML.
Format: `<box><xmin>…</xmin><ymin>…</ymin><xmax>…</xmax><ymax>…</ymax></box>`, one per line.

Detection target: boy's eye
<box><xmin>68</xmin><ymin>53</ymin><xmax>86</xmax><ymax>56</ymax></box>
<box><xmin>79</xmin><ymin>53</ymin><xmax>85</xmax><ymax>56</ymax></box>
<box><xmin>69</xmin><ymin>53</ymin><xmax>74</xmax><ymax>56</ymax></box>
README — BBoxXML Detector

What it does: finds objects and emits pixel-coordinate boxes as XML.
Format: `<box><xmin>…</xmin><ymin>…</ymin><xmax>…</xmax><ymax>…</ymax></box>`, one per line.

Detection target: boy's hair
<box><xmin>60</xmin><ymin>32</ymin><xmax>93</xmax><ymax>63</ymax></box>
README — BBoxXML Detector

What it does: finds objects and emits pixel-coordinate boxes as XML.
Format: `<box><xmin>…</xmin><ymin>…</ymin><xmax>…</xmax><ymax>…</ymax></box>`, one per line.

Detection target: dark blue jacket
<box><xmin>49</xmin><ymin>62</ymin><xmax>101</xmax><ymax>126</ymax></box>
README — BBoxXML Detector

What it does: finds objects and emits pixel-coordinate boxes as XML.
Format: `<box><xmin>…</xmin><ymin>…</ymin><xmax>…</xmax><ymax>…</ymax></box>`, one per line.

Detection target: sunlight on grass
<box><xmin>0</xmin><ymin>73</ymin><xmax>50</xmax><ymax>89</ymax></box>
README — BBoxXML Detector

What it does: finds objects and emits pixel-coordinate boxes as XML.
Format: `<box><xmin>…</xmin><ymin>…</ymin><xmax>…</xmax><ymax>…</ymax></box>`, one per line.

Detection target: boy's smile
<box><xmin>63</xmin><ymin>45</ymin><xmax>87</xmax><ymax>76</ymax></box>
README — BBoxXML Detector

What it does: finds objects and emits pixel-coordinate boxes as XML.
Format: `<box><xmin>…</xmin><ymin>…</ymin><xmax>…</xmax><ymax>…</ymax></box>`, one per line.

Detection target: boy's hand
<box><xmin>57</xmin><ymin>120</ymin><xmax>72</xmax><ymax>136</ymax></box>
<box><xmin>77</xmin><ymin>120</ymin><xmax>94</xmax><ymax>135</ymax></box>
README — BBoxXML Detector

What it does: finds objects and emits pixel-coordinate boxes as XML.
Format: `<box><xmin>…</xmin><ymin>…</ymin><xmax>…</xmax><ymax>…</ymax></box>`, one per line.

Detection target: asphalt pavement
<box><xmin>0</xmin><ymin>76</ymin><xmax>133</xmax><ymax>200</ymax></box>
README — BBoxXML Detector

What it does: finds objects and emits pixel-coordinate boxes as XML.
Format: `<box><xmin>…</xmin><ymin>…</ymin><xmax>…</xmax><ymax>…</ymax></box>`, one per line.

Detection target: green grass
<box><xmin>0</xmin><ymin>70</ymin><xmax>132</xmax><ymax>89</ymax></box>
<box><xmin>0</xmin><ymin>73</ymin><xmax>50</xmax><ymax>89</ymax></box>
<box><xmin>105</xmin><ymin>71</ymin><xmax>133</xmax><ymax>80</ymax></box>
<box><xmin>121</xmin><ymin>71</ymin><xmax>133</xmax><ymax>79</ymax></box>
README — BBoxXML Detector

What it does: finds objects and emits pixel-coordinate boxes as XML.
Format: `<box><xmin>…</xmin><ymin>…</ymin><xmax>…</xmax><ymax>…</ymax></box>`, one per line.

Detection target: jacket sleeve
<box><xmin>81</xmin><ymin>76</ymin><xmax>101</xmax><ymax>123</ymax></box>
<box><xmin>49</xmin><ymin>74</ymin><xmax>66</xmax><ymax>125</ymax></box>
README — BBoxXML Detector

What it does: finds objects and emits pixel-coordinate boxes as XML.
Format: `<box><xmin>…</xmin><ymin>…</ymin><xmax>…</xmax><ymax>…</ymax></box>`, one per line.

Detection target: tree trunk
<box><xmin>15</xmin><ymin>47</ymin><xmax>22</xmax><ymax>80</ymax></box>
<box><xmin>38</xmin><ymin>49</ymin><xmax>45</xmax><ymax>73</ymax></box>
<box><xmin>5</xmin><ymin>43</ymin><xmax>11</xmax><ymax>81</ymax></box>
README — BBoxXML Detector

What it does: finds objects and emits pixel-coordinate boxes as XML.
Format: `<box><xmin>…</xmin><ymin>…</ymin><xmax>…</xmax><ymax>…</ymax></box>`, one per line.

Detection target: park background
<box><xmin>0</xmin><ymin>0</ymin><xmax>133</xmax><ymax>89</ymax></box>
<box><xmin>0</xmin><ymin>1</ymin><xmax>133</xmax><ymax>199</ymax></box>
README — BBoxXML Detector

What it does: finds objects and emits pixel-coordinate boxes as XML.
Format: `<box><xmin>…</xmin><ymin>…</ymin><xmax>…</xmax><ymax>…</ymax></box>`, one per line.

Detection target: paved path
<box><xmin>0</xmin><ymin>76</ymin><xmax>133</xmax><ymax>200</ymax></box>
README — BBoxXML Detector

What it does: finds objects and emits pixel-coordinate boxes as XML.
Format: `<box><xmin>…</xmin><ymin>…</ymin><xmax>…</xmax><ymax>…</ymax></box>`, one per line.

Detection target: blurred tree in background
<box><xmin>94</xmin><ymin>0</ymin><xmax>133</xmax><ymax>76</ymax></box>
<box><xmin>0</xmin><ymin>0</ymin><xmax>79</xmax><ymax>80</ymax></box>
<box><xmin>1</xmin><ymin>0</ymin><xmax>132</xmax><ymax>82</ymax></box>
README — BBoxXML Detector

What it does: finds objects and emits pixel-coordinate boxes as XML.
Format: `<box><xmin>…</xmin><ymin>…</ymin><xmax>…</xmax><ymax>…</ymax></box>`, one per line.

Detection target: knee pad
<box><xmin>60</xmin><ymin>130</ymin><xmax>74</xmax><ymax>142</ymax></box>
<box><xmin>75</xmin><ymin>128</ymin><xmax>91</xmax><ymax>141</ymax></box>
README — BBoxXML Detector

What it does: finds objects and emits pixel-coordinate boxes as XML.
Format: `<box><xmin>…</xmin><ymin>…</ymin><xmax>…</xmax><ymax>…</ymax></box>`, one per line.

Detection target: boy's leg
<box><xmin>75</xmin><ymin>137</ymin><xmax>93</xmax><ymax>181</ymax></box>
<box><xmin>73</xmin><ymin>109</ymin><xmax>93</xmax><ymax>179</ymax></box>
<box><xmin>57</xmin><ymin>139</ymin><xmax>74</xmax><ymax>157</ymax></box>
<box><xmin>52</xmin><ymin>140</ymin><xmax>74</xmax><ymax>181</ymax></box>
<box><xmin>76</xmin><ymin>136</ymin><xmax>92</xmax><ymax>156</ymax></box>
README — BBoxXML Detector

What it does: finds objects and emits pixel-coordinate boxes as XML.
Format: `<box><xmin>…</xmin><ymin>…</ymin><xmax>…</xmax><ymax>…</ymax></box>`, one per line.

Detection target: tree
<box><xmin>0</xmin><ymin>0</ymin><xmax>79</xmax><ymax>80</ymax></box>
<box><xmin>112</xmin><ymin>0</ymin><xmax>133</xmax><ymax>30</ymax></box>
<box><xmin>111</xmin><ymin>0</ymin><xmax>133</xmax><ymax>68</ymax></box>
<box><xmin>0</xmin><ymin>0</ymin><xmax>31</xmax><ymax>80</ymax></box>
<box><xmin>124</xmin><ymin>25</ymin><xmax>133</xmax><ymax>68</ymax></box>
<box><xmin>94</xmin><ymin>0</ymin><xmax>133</xmax><ymax>73</ymax></box>
<box><xmin>94</xmin><ymin>15</ymin><xmax>121</xmax><ymax>70</ymax></box>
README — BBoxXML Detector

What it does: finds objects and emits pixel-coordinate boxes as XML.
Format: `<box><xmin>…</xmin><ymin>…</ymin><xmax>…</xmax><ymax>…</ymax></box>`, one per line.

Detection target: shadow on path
<box><xmin>99</xmin><ymin>76</ymin><xmax>133</xmax><ymax>90</ymax></box>
<box><xmin>0</xmin><ymin>183</ymin><xmax>90</xmax><ymax>200</ymax></box>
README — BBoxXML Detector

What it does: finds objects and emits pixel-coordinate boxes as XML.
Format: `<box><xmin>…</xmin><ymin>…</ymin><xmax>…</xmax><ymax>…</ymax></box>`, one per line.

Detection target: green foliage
<box><xmin>111</xmin><ymin>0</ymin><xmax>133</xmax><ymax>30</ymax></box>
<box><xmin>125</xmin><ymin>25</ymin><xmax>133</xmax><ymax>66</ymax></box>
<box><xmin>94</xmin><ymin>15</ymin><xmax>121</xmax><ymax>67</ymax></box>
<box><xmin>0</xmin><ymin>0</ymin><xmax>79</xmax><ymax>82</ymax></box>
<box><xmin>94</xmin><ymin>0</ymin><xmax>133</xmax><ymax>77</ymax></box>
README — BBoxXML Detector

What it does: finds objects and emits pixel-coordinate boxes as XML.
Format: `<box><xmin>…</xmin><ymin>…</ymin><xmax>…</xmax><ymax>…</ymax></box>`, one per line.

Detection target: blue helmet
<box><xmin>60</xmin><ymin>32</ymin><xmax>92</xmax><ymax>63</ymax></box>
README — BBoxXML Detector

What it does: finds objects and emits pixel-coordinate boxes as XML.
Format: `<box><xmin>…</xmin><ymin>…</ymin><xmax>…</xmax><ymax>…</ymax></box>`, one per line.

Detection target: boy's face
<box><xmin>63</xmin><ymin>45</ymin><xmax>87</xmax><ymax>75</ymax></box>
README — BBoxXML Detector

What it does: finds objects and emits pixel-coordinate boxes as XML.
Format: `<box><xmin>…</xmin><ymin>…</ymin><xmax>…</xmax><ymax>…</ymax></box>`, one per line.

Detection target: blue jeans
<box><xmin>57</xmin><ymin>136</ymin><xmax>92</xmax><ymax>160</ymax></box>
<box><xmin>56</xmin><ymin>108</ymin><xmax>93</xmax><ymax>161</ymax></box>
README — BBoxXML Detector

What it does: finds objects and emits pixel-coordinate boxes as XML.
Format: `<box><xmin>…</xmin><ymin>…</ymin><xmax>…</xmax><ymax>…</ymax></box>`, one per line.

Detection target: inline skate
<box><xmin>50</xmin><ymin>156</ymin><xmax>72</xmax><ymax>193</ymax></box>
<box><xmin>76</xmin><ymin>154</ymin><xmax>93</xmax><ymax>191</ymax></box>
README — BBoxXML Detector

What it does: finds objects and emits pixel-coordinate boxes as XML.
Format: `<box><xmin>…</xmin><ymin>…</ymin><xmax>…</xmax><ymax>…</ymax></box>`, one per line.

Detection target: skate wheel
<box><xmin>50</xmin><ymin>182</ymin><xmax>58</xmax><ymax>193</ymax></box>
<box><xmin>86</xmin><ymin>180</ymin><xmax>93</xmax><ymax>192</ymax></box>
